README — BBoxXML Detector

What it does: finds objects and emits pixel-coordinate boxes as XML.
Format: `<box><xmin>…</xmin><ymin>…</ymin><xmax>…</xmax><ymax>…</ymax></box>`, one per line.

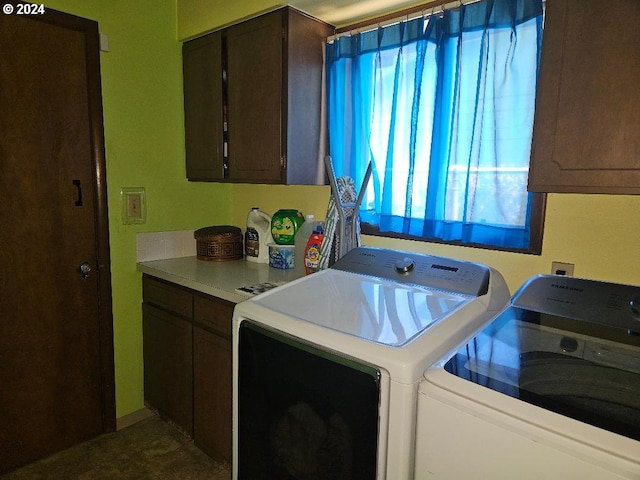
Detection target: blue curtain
<box><xmin>326</xmin><ymin>0</ymin><xmax>544</xmax><ymax>250</ymax></box>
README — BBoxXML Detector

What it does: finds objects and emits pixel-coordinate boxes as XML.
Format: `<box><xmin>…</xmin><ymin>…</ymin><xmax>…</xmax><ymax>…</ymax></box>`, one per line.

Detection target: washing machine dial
<box><xmin>395</xmin><ymin>257</ymin><xmax>415</xmax><ymax>274</ymax></box>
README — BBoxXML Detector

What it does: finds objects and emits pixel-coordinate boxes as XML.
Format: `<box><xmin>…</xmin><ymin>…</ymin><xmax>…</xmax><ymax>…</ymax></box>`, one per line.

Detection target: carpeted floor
<box><xmin>1</xmin><ymin>414</ymin><xmax>231</xmax><ymax>480</ymax></box>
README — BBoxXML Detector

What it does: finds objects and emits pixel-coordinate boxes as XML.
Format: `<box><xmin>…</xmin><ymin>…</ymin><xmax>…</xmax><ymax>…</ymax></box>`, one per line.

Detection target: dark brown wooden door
<box><xmin>0</xmin><ymin>7</ymin><xmax>115</xmax><ymax>474</ymax></box>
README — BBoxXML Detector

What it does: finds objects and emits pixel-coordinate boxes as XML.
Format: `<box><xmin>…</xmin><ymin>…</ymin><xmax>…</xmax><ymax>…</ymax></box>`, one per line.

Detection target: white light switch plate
<box><xmin>121</xmin><ymin>187</ymin><xmax>146</xmax><ymax>225</ymax></box>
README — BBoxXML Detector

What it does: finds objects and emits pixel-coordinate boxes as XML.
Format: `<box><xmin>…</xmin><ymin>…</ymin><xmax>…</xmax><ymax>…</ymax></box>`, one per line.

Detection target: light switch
<box><xmin>127</xmin><ymin>193</ymin><xmax>142</xmax><ymax>218</ymax></box>
<box><xmin>121</xmin><ymin>187</ymin><xmax>146</xmax><ymax>224</ymax></box>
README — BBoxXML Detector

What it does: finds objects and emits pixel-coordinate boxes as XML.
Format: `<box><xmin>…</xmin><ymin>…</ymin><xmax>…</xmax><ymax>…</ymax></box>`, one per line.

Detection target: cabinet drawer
<box><xmin>143</xmin><ymin>275</ymin><xmax>193</xmax><ymax>318</ymax></box>
<box><xmin>194</xmin><ymin>293</ymin><xmax>234</xmax><ymax>339</ymax></box>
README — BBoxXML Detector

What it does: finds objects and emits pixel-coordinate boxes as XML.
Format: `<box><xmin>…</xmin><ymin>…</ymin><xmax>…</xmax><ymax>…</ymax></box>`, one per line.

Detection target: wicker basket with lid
<box><xmin>194</xmin><ymin>226</ymin><xmax>243</xmax><ymax>261</ymax></box>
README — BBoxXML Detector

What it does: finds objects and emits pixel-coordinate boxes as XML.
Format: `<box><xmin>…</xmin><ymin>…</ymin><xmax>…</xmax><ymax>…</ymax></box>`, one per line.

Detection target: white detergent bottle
<box><xmin>293</xmin><ymin>214</ymin><xmax>317</xmax><ymax>277</ymax></box>
<box><xmin>245</xmin><ymin>207</ymin><xmax>272</xmax><ymax>263</ymax></box>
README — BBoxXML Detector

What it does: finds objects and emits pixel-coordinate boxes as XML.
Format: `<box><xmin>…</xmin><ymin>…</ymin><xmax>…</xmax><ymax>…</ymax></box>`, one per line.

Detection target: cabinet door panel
<box><xmin>183</xmin><ymin>31</ymin><xmax>225</xmax><ymax>181</ymax></box>
<box><xmin>143</xmin><ymin>304</ymin><xmax>193</xmax><ymax>435</ymax></box>
<box><xmin>227</xmin><ymin>10</ymin><xmax>283</xmax><ymax>183</ymax></box>
<box><xmin>528</xmin><ymin>0</ymin><xmax>640</xmax><ymax>194</ymax></box>
<box><xmin>194</xmin><ymin>293</ymin><xmax>234</xmax><ymax>339</ymax></box>
<box><xmin>194</xmin><ymin>327</ymin><xmax>232</xmax><ymax>463</ymax></box>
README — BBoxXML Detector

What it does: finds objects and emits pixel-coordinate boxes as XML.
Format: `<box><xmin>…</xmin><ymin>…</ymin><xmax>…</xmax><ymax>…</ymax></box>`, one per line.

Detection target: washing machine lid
<box><xmin>444</xmin><ymin>275</ymin><xmax>640</xmax><ymax>441</ymax></box>
<box><xmin>252</xmin><ymin>268</ymin><xmax>473</xmax><ymax>347</ymax></box>
<box><xmin>246</xmin><ymin>247</ymin><xmax>496</xmax><ymax>347</ymax></box>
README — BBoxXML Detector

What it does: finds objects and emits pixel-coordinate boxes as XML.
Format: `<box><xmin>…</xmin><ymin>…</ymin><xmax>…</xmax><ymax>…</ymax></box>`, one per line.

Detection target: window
<box><xmin>326</xmin><ymin>0</ymin><xmax>546</xmax><ymax>253</ymax></box>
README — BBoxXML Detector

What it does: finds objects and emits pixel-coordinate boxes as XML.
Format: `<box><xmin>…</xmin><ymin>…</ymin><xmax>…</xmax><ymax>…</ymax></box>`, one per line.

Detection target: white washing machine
<box><xmin>232</xmin><ymin>246</ymin><xmax>509</xmax><ymax>479</ymax></box>
<box><xmin>415</xmin><ymin>274</ymin><xmax>640</xmax><ymax>480</ymax></box>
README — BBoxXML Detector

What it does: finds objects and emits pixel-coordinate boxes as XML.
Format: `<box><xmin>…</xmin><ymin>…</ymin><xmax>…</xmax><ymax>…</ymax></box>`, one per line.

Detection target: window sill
<box><xmin>361</xmin><ymin>192</ymin><xmax>546</xmax><ymax>256</ymax></box>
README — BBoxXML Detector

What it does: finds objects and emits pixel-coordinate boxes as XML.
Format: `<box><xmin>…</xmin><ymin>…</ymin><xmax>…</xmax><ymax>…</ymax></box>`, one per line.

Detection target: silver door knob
<box><xmin>78</xmin><ymin>262</ymin><xmax>92</xmax><ymax>279</ymax></box>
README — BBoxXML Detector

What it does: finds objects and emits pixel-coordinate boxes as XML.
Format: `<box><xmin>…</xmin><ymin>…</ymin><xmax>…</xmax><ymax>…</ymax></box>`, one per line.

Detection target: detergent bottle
<box><xmin>245</xmin><ymin>207</ymin><xmax>272</xmax><ymax>263</ymax></box>
<box><xmin>270</xmin><ymin>209</ymin><xmax>304</xmax><ymax>245</ymax></box>
<box><xmin>294</xmin><ymin>214</ymin><xmax>318</xmax><ymax>277</ymax></box>
<box><xmin>304</xmin><ymin>225</ymin><xmax>324</xmax><ymax>275</ymax></box>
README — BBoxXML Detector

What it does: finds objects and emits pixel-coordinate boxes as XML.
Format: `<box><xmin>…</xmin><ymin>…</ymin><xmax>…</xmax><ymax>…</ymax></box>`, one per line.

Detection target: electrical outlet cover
<box><xmin>551</xmin><ymin>261</ymin><xmax>574</xmax><ymax>276</ymax></box>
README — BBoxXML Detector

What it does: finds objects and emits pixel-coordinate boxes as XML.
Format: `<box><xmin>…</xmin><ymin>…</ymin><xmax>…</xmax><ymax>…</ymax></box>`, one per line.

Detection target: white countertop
<box><xmin>137</xmin><ymin>256</ymin><xmax>301</xmax><ymax>304</ymax></box>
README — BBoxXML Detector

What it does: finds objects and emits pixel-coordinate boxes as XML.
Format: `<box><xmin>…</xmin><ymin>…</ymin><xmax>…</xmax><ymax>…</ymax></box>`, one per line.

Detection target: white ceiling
<box><xmin>289</xmin><ymin>0</ymin><xmax>429</xmax><ymax>27</ymax></box>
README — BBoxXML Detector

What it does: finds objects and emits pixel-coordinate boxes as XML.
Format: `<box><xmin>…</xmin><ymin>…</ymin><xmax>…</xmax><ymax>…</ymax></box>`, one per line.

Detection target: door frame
<box><xmin>37</xmin><ymin>5</ymin><xmax>117</xmax><ymax>432</ymax></box>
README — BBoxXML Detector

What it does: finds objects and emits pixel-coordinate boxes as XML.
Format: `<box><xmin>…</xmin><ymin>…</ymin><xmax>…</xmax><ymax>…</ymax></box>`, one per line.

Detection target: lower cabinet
<box><xmin>142</xmin><ymin>275</ymin><xmax>233</xmax><ymax>464</ymax></box>
<box><xmin>193</xmin><ymin>292</ymin><xmax>234</xmax><ymax>464</ymax></box>
<box><xmin>143</xmin><ymin>303</ymin><xmax>194</xmax><ymax>435</ymax></box>
<box><xmin>194</xmin><ymin>326</ymin><xmax>232</xmax><ymax>462</ymax></box>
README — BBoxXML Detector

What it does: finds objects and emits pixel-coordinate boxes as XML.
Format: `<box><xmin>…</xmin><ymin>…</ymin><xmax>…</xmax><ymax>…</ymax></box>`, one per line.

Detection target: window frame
<box><xmin>330</xmin><ymin>1</ymin><xmax>547</xmax><ymax>256</ymax></box>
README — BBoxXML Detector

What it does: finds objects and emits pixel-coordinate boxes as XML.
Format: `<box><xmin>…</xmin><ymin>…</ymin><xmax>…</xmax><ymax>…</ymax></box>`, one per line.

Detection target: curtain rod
<box><xmin>329</xmin><ymin>0</ymin><xmax>482</xmax><ymax>42</ymax></box>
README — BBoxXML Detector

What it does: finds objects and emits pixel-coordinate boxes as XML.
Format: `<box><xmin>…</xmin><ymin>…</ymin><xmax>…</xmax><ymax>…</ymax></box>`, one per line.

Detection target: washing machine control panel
<box><xmin>331</xmin><ymin>246</ymin><xmax>490</xmax><ymax>296</ymax></box>
<box><xmin>513</xmin><ymin>274</ymin><xmax>640</xmax><ymax>332</ymax></box>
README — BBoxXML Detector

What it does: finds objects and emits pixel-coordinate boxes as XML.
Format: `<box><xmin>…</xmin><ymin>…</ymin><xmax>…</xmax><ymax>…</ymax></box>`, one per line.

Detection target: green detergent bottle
<box><xmin>271</xmin><ymin>209</ymin><xmax>304</xmax><ymax>245</ymax></box>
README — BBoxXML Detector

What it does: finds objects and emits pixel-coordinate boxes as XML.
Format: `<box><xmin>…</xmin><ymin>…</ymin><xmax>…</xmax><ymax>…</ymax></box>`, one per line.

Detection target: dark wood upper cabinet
<box><xmin>528</xmin><ymin>0</ymin><xmax>640</xmax><ymax>194</ymax></box>
<box><xmin>226</xmin><ymin>10</ymin><xmax>282</xmax><ymax>183</ymax></box>
<box><xmin>183</xmin><ymin>7</ymin><xmax>333</xmax><ymax>184</ymax></box>
<box><xmin>183</xmin><ymin>31</ymin><xmax>225</xmax><ymax>181</ymax></box>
